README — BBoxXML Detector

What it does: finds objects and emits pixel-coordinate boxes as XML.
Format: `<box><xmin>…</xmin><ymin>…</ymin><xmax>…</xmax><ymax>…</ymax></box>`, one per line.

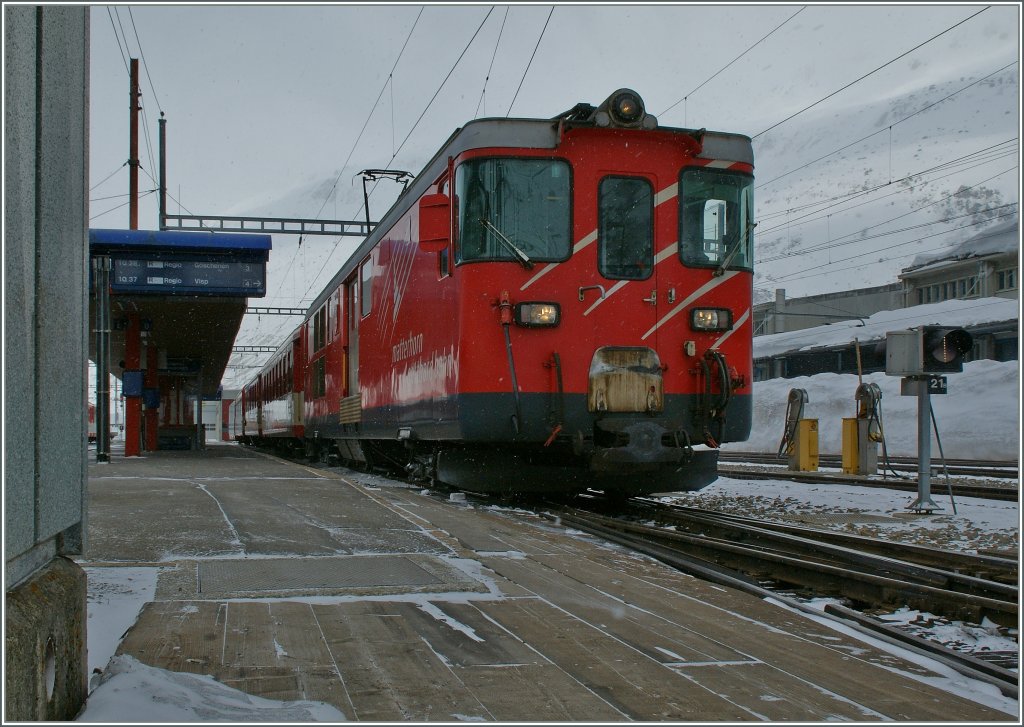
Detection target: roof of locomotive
<box><xmin>305</xmin><ymin>115</ymin><xmax>754</xmax><ymax>316</ymax></box>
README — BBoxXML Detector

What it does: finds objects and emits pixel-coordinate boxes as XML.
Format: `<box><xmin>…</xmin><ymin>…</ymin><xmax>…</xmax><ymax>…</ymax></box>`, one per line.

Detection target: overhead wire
<box><xmin>91</xmin><ymin>162</ymin><xmax>128</xmax><ymax>192</ymax></box>
<box><xmin>390</xmin><ymin>7</ymin><xmax>495</xmax><ymax>162</ymax></box>
<box><xmin>760</xmin><ymin>201</ymin><xmax>1018</xmax><ymax>266</ymax></box>
<box><xmin>287</xmin><ymin>6</ymin><xmax>496</xmax><ymax>312</ymax></box>
<box><xmin>261</xmin><ymin>8</ymin><xmax>427</xmax><ymax>316</ymax></box>
<box><xmin>762</xmin><ymin>209</ymin><xmax>1018</xmax><ymax>285</ymax></box>
<box><xmin>756</xmin><ymin>145</ymin><xmax>1017</xmax><ymax>230</ymax></box>
<box><xmin>127</xmin><ymin>7</ymin><xmax>163</xmax><ymax>114</ymax></box>
<box><xmin>105</xmin><ymin>7</ymin><xmax>130</xmax><ymax>72</ymax></box>
<box><xmin>308</xmin><ymin>7</ymin><xmax>424</xmax><ymax>223</ymax></box>
<box><xmin>506</xmin><ymin>6</ymin><xmax>554</xmax><ymax>117</ymax></box>
<box><xmin>476</xmin><ymin>6</ymin><xmax>510</xmax><ymax>118</ymax></box>
<box><xmin>752</xmin><ymin>6</ymin><xmax>990</xmax><ymax>140</ymax></box>
<box><xmin>105</xmin><ymin>7</ymin><xmax>165</xmax><ymax>225</ymax></box>
<box><xmin>90</xmin><ymin>189</ymin><xmax>159</xmax><ymax>222</ymax></box>
<box><xmin>755</xmin><ymin>60</ymin><xmax>1018</xmax><ymax>191</ymax></box>
<box><xmin>116</xmin><ymin>7</ymin><xmax>161</xmax><ymax>204</ymax></box>
<box><xmin>755</xmin><ymin>137</ymin><xmax>1018</xmax><ymax>231</ymax></box>
<box><xmin>214</xmin><ymin>8</ymin><xmax>1010</xmax><ymax>376</ymax></box>
<box><xmin>659</xmin><ymin>6</ymin><xmax>806</xmax><ymax>122</ymax></box>
<box><xmin>758</xmin><ymin>166</ymin><xmax>1018</xmax><ymax>261</ymax></box>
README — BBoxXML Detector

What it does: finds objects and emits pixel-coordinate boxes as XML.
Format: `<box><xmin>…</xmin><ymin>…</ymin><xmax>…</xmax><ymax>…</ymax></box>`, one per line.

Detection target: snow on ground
<box><xmin>77</xmin><ymin>655</ymin><xmax>346</xmax><ymax>722</ymax></box>
<box><xmin>727</xmin><ymin>357</ymin><xmax>1020</xmax><ymax>461</ymax></box>
<box><xmin>77</xmin><ymin>567</ymin><xmax>345</xmax><ymax>722</ymax></box>
<box><xmin>672</xmin><ymin>475</ymin><xmax>1019</xmax><ymax>554</ymax></box>
<box><xmin>76</xmin><ymin>659</ymin><xmax>348</xmax><ymax>724</ymax></box>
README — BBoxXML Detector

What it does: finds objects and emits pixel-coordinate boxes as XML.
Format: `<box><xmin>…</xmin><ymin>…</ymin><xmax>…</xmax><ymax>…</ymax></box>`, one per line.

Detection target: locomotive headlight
<box><xmin>691</xmin><ymin>308</ymin><xmax>733</xmax><ymax>332</ymax></box>
<box><xmin>514</xmin><ymin>302</ymin><xmax>560</xmax><ymax>328</ymax></box>
<box><xmin>610</xmin><ymin>91</ymin><xmax>643</xmax><ymax>125</ymax></box>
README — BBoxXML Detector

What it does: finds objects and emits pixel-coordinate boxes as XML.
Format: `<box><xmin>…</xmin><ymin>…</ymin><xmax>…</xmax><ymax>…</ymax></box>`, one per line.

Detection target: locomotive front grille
<box><xmin>587</xmin><ymin>346</ymin><xmax>663</xmax><ymax>413</ymax></box>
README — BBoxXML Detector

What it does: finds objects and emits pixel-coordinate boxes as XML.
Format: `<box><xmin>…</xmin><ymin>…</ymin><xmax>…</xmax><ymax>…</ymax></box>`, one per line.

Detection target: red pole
<box><xmin>125</xmin><ymin>313</ymin><xmax>142</xmax><ymax>457</ymax></box>
<box><xmin>129</xmin><ymin>58</ymin><xmax>140</xmax><ymax>230</ymax></box>
<box><xmin>145</xmin><ymin>345</ymin><xmax>159</xmax><ymax>451</ymax></box>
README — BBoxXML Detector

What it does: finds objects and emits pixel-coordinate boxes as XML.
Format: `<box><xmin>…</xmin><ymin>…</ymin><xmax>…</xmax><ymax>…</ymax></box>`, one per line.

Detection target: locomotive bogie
<box><xmin>233</xmin><ymin>90</ymin><xmax>754</xmax><ymax>497</ymax></box>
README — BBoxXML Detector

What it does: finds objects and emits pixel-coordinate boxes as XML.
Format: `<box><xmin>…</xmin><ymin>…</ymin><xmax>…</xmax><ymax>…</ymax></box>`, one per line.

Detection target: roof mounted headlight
<box><xmin>611</xmin><ymin>91</ymin><xmax>643</xmax><ymax>125</ymax></box>
<box><xmin>597</xmin><ymin>88</ymin><xmax>658</xmax><ymax>129</ymax></box>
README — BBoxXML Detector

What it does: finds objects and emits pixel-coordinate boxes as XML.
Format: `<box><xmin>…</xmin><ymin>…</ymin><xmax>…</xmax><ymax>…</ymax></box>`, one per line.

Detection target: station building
<box><xmin>752</xmin><ymin>219</ymin><xmax>1019</xmax><ymax>380</ymax></box>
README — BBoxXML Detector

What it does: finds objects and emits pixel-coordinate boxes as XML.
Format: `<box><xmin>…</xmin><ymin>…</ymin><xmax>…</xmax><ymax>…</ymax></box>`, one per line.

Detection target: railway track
<box><xmin>715</xmin><ymin>466</ymin><xmax>1018</xmax><ymax>501</ymax></box>
<box><xmin>716</xmin><ymin>451</ymin><xmax>1018</xmax><ymax>501</ymax></box>
<box><xmin>546</xmin><ymin>498</ymin><xmax>1019</xmax><ymax>698</ymax></box>
<box><xmin>721</xmin><ymin>451</ymin><xmax>1019</xmax><ymax>480</ymax></box>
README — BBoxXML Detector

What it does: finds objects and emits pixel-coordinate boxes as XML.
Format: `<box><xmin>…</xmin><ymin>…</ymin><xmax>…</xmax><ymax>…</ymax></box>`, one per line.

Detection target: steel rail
<box><xmin>554</xmin><ymin>508</ymin><xmax>1016</xmax><ymax>626</ymax></box>
<box><xmin>720</xmin><ymin>451</ymin><xmax>1019</xmax><ymax>479</ymax></box>
<box><xmin>635</xmin><ymin>499</ymin><xmax>1019</xmax><ymax>584</ymax></box>
<box><xmin>543</xmin><ymin>509</ymin><xmax>1019</xmax><ymax>699</ymax></box>
<box><xmin>716</xmin><ymin>466</ymin><xmax>1019</xmax><ymax>501</ymax></box>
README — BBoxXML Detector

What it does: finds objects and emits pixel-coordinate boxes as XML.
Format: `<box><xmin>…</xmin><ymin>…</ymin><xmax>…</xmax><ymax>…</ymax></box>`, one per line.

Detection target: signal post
<box><xmin>885</xmin><ymin>325</ymin><xmax>972</xmax><ymax>513</ymax></box>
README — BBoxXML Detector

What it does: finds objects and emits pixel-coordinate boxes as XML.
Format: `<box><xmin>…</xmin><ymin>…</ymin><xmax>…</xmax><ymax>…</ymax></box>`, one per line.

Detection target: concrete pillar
<box><xmin>4</xmin><ymin>5</ymin><xmax>90</xmax><ymax>720</ymax></box>
<box><xmin>5</xmin><ymin>559</ymin><xmax>88</xmax><ymax>720</ymax></box>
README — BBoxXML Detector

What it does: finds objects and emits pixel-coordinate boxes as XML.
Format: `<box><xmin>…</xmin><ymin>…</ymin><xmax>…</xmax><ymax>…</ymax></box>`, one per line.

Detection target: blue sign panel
<box><xmin>122</xmin><ymin>370</ymin><xmax>144</xmax><ymax>397</ymax></box>
<box><xmin>142</xmin><ymin>388</ymin><xmax>161</xmax><ymax>409</ymax></box>
<box><xmin>111</xmin><ymin>255</ymin><xmax>265</xmax><ymax>295</ymax></box>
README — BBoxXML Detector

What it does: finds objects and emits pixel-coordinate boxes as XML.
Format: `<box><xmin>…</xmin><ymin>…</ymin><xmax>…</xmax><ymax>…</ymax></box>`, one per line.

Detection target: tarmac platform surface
<box><xmin>82</xmin><ymin>444</ymin><xmax>1012</xmax><ymax>721</ymax></box>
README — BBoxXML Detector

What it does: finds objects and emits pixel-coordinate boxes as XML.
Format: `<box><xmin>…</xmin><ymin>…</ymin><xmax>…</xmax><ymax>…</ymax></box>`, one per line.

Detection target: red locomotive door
<box><xmin>594</xmin><ymin>175</ymin><xmax>662</xmax><ymax>337</ymax></box>
<box><xmin>584</xmin><ymin>174</ymin><xmax>667</xmax><ymax>415</ymax></box>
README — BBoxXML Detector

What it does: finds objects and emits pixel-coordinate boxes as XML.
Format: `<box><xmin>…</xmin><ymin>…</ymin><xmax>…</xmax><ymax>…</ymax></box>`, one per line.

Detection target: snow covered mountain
<box><xmin>750</xmin><ymin>65</ymin><xmax>1017</xmax><ymax>303</ymax></box>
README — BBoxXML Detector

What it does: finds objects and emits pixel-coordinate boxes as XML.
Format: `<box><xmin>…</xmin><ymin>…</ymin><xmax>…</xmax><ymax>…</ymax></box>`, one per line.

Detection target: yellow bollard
<box><xmin>788</xmin><ymin>418</ymin><xmax>819</xmax><ymax>472</ymax></box>
<box><xmin>842</xmin><ymin>418</ymin><xmax>859</xmax><ymax>474</ymax></box>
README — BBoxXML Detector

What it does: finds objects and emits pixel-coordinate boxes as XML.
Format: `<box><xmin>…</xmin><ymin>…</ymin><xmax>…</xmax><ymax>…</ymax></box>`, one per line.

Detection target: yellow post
<box><xmin>788</xmin><ymin>418</ymin><xmax>819</xmax><ymax>471</ymax></box>
<box><xmin>842</xmin><ymin>417</ymin><xmax>859</xmax><ymax>473</ymax></box>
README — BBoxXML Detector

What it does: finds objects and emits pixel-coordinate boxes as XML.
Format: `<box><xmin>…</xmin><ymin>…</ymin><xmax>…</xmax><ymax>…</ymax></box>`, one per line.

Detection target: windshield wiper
<box><xmin>714</xmin><ymin>220</ymin><xmax>757</xmax><ymax>277</ymax></box>
<box><xmin>480</xmin><ymin>218</ymin><xmax>534</xmax><ymax>270</ymax></box>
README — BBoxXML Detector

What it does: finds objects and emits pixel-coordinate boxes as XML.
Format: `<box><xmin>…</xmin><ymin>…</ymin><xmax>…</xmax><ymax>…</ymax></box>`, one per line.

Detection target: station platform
<box><xmin>82</xmin><ymin>444</ymin><xmax>1012</xmax><ymax>721</ymax></box>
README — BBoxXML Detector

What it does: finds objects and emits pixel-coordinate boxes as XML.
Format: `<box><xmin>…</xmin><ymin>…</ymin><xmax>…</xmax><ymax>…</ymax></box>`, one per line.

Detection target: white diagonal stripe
<box><xmin>711</xmin><ymin>307</ymin><xmax>750</xmax><ymax>349</ymax></box>
<box><xmin>583</xmin><ymin>242</ymin><xmax>679</xmax><ymax>316</ymax></box>
<box><xmin>641</xmin><ymin>270</ymin><xmax>739</xmax><ymax>340</ymax></box>
<box><xmin>520</xmin><ymin>230</ymin><xmax>597</xmax><ymax>291</ymax></box>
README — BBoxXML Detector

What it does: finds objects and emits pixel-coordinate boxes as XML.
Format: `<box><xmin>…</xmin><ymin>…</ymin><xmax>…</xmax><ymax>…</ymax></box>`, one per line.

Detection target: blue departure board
<box><xmin>111</xmin><ymin>256</ymin><xmax>265</xmax><ymax>295</ymax></box>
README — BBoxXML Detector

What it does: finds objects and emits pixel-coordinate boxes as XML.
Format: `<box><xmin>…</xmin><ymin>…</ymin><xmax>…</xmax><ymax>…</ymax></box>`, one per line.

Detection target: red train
<box><xmin>231</xmin><ymin>89</ymin><xmax>754</xmax><ymax>497</ymax></box>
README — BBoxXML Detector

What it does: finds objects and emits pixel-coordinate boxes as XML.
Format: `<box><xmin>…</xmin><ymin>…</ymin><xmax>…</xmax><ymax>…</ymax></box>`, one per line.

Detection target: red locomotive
<box><xmin>232</xmin><ymin>89</ymin><xmax>754</xmax><ymax>496</ymax></box>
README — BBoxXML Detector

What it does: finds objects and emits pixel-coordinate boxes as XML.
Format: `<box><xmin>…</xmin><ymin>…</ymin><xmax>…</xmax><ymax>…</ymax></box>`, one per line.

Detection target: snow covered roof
<box><xmin>753</xmin><ymin>296</ymin><xmax>1019</xmax><ymax>359</ymax></box>
<box><xmin>903</xmin><ymin>219</ymin><xmax>1019</xmax><ymax>273</ymax></box>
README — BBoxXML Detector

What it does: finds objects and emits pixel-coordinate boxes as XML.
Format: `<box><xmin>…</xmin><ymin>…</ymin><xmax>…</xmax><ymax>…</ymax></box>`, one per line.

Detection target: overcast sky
<box><xmin>89</xmin><ymin>3</ymin><xmax>1019</xmax><ymax>225</ymax></box>
<box><xmin>86</xmin><ymin>3</ymin><xmax>1020</xmax><ymax>383</ymax></box>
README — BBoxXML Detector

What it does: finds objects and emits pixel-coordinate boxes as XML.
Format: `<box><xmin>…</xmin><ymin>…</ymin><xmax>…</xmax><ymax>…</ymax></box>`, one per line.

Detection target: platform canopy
<box><xmin>88</xmin><ymin>228</ymin><xmax>272</xmax><ymax>399</ymax></box>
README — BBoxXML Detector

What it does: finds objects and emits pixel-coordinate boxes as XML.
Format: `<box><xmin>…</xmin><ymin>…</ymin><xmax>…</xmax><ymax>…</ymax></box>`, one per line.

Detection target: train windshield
<box><xmin>456</xmin><ymin>158</ymin><xmax>571</xmax><ymax>264</ymax></box>
<box><xmin>679</xmin><ymin>168</ymin><xmax>754</xmax><ymax>271</ymax></box>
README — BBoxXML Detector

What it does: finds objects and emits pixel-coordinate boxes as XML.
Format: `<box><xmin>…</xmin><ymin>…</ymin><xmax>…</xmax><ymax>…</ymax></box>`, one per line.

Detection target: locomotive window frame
<box><xmin>597</xmin><ymin>175</ymin><xmax>655</xmax><ymax>281</ymax></box>
<box><xmin>454</xmin><ymin>156</ymin><xmax>573</xmax><ymax>266</ymax></box>
<box><xmin>678</xmin><ymin>167</ymin><xmax>754</xmax><ymax>272</ymax></box>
